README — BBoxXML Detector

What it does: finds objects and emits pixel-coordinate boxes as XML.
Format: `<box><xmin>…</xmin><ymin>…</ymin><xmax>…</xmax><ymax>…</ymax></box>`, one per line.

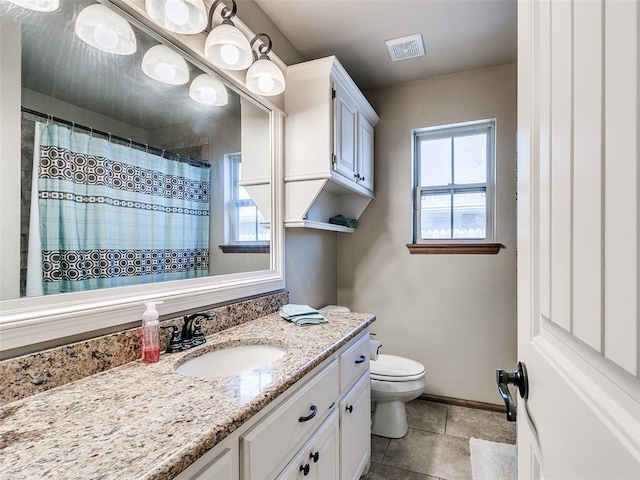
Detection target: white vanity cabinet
<box><xmin>337</xmin><ymin>333</ymin><xmax>371</xmax><ymax>480</ymax></box>
<box><xmin>284</xmin><ymin>56</ymin><xmax>379</xmax><ymax>232</ymax></box>
<box><xmin>276</xmin><ymin>411</ymin><xmax>340</xmax><ymax>480</ymax></box>
<box><xmin>174</xmin><ymin>435</ymin><xmax>238</xmax><ymax>480</ymax></box>
<box><xmin>171</xmin><ymin>331</ymin><xmax>371</xmax><ymax>480</ymax></box>
<box><xmin>339</xmin><ymin>374</ymin><xmax>371</xmax><ymax>480</ymax></box>
<box><xmin>241</xmin><ymin>360</ymin><xmax>339</xmax><ymax>480</ymax></box>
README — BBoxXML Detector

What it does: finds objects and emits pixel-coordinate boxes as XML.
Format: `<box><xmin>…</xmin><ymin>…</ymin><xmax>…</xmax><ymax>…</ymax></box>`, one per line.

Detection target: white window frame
<box><xmin>227</xmin><ymin>153</ymin><xmax>269</xmax><ymax>245</ymax></box>
<box><xmin>412</xmin><ymin>119</ymin><xmax>496</xmax><ymax>244</ymax></box>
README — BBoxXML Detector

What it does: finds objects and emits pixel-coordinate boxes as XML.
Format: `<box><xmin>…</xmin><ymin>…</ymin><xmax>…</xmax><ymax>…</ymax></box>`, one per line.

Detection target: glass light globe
<box><xmin>258</xmin><ymin>75</ymin><xmax>274</xmax><ymax>93</ymax></box>
<box><xmin>155</xmin><ymin>63</ymin><xmax>177</xmax><ymax>82</ymax></box>
<box><xmin>93</xmin><ymin>26</ymin><xmax>119</xmax><ymax>51</ymax></box>
<box><xmin>165</xmin><ymin>0</ymin><xmax>189</xmax><ymax>25</ymax></box>
<box><xmin>246</xmin><ymin>58</ymin><xmax>285</xmax><ymax>96</ymax></box>
<box><xmin>6</xmin><ymin>0</ymin><xmax>58</xmax><ymax>12</ymax></box>
<box><xmin>141</xmin><ymin>45</ymin><xmax>189</xmax><ymax>85</ymax></box>
<box><xmin>220</xmin><ymin>44</ymin><xmax>240</xmax><ymax>66</ymax></box>
<box><xmin>145</xmin><ymin>0</ymin><xmax>207</xmax><ymax>35</ymax></box>
<box><xmin>204</xmin><ymin>23</ymin><xmax>253</xmax><ymax>71</ymax></box>
<box><xmin>189</xmin><ymin>74</ymin><xmax>228</xmax><ymax>106</ymax></box>
<box><xmin>75</xmin><ymin>4</ymin><xmax>136</xmax><ymax>55</ymax></box>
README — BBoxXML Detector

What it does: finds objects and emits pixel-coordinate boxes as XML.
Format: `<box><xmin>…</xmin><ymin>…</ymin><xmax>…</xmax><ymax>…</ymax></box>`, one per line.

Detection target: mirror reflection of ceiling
<box><xmin>11</xmin><ymin>0</ymin><xmax>240</xmax><ymax>131</ymax></box>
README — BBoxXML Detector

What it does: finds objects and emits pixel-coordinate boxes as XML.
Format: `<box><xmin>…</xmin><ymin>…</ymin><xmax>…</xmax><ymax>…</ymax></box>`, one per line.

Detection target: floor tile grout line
<box><xmin>444</xmin><ymin>403</ymin><xmax>450</xmax><ymax>436</ymax></box>
<box><xmin>370</xmin><ymin>461</ymin><xmax>439</xmax><ymax>479</ymax></box>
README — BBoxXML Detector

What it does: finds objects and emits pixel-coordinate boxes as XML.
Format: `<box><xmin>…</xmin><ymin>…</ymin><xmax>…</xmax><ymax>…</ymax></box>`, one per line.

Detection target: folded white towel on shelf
<box><xmin>279</xmin><ymin>304</ymin><xmax>328</xmax><ymax>326</ymax></box>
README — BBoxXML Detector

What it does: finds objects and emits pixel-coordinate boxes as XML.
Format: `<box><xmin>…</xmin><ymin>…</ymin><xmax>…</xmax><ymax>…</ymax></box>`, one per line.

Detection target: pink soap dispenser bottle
<box><xmin>141</xmin><ymin>301</ymin><xmax>163</xmax><ymax>364</ymax></box>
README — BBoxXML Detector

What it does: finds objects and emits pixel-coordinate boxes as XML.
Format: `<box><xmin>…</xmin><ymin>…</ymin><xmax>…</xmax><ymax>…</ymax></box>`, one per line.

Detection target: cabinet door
<box><xmin>357</xmin><ymin>118</ymin><xmax>374</xmax><ymax>193</ymax></box>
<box><xmin>175</xmin><ymin>446</ymin><xmax>235</xmax><ymax>480</ymax></box>
<box><xmin>333</xmin><ymin>86</ymin><xmax>358</xmax><ymax>181</ymax></box>
<box><xmin>339</xmin><ymin>373</ymin><xmax>371</xmax><ymax>480</ymax></box>
<box><xmin>276</xmin><ymin>410</ymin><xmax>339</xmax><ymax>480</ymax></box>
<box><xmin>313</xmin><ymin>411</ymin><xmax>340</xmax><ymax>480</ymax></box>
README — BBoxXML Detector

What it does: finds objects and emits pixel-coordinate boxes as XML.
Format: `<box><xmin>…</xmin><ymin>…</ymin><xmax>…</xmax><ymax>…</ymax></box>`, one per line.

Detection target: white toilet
<box><xmin>370</xmin><ymin>354</ymin><xmax>426</xmax><ymax>438</ymax></box>
<box><xmin>320</xmin><ymin>305</ymin><xmax>427</xmax><ymax>439</ymax></box>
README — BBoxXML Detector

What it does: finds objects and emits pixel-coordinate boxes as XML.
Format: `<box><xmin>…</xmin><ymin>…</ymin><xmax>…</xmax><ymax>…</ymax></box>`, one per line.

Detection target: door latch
<box><xmin>496</xmin><ymin>361</ymin><xmax>528</xmax><ymax>422</ymax></box>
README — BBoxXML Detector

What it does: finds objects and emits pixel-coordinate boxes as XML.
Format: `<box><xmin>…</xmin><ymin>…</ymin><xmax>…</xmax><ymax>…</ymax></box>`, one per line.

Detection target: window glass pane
<box><xmin>420</xmin><ymin>137</ymin><xmax>451</xmax><ymax>186</ymax></box>
<box><xmin>238</xmin><ymin>206</ymin><xmax>258</xmax><ymax>241</ymax></box>
<box><xmin>453</xmin><ymin>133</ymin><xmax>487</xmax><ymax>184</ymax></box>
<box><xmin>453</xmin><ymin>190</ymin><xmax>486</xmax><ymax>238</ymax></box>
<box><xmin>420</xmin><ymin>192</ymin><xmax>451</xmax><ymax>239</ymax></box>
<box><xmin>257</xmin><ymin>211</ymin><xmax>270</xmax><ymax>241</ymax></box>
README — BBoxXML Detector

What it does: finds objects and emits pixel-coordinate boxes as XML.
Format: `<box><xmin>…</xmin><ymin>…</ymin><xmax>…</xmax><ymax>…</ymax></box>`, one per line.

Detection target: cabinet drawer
<box><xmin>241</xmin><ymin>359</ymin><xmax>339</xmax><ymax>480</ymax></box>
<box><xmin>276</xmin><ymin>410</ymin><xmax>339</xmax><ymax>480</ymax></box>
<box><xmin>339</xmin><ymin>333</ymin><xmax>370</xmax><ymax>392</ymax></box>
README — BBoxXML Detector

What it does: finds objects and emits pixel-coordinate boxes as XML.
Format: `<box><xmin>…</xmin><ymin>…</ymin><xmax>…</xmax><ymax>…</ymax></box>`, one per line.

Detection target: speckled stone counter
<box><xmin>0</xmin><ymin>292</ymin><xmax>289</xmax><ymax>405</ymax></box>
<box><xmin>0</xmin><ymin>311</ymin><xmax>374</xmax><ymax>480</ymax></box>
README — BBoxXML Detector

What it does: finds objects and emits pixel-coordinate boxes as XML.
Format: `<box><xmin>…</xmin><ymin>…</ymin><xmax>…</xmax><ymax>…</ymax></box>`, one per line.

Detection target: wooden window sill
<box><xmin>406</xmin><ymin>243</ymin><xmax>504</xmax><ymax>255</ymax></box>
<box><xmin>219</xmin><ymin>244</ymin><xmax>270</xmax><ymax>254</ymax></box>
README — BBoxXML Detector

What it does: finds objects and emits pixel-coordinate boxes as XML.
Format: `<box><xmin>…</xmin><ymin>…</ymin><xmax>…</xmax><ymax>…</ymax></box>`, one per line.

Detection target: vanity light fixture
<box><xmin>75</xmin><ymin>4</ymin><xmax>137</xmax><ymax>55</ymax></box>
<box><xmin>145</xmin><ymin>0</ymin><xmax>207</xmax><ymax>35</ymax></box>
<box><xmin>142</xmin><ymin>44</ymin><xmax>190</xmax><ymax>85</ymax></box>
<box><xmin>204</xmin><ymin>0</ymin><xmax>253</xmax><ymax>71</ymax></box>
<box><xmin>6</xmin><ymin>0</ymin><xmax>59</xmax><ymax>12</ymax></box>
<box><xmin>189</xmin><ymin>73</ymin><xmax>228</xmax><ymax>106</ymax></box>
<box><xmin>245</xmin><ymin>33</ymin><xmax>285</xmax><ymax>96</ymax></box>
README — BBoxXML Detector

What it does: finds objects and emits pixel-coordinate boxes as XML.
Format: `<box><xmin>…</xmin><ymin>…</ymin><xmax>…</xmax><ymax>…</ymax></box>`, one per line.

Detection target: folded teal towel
<box><xmin>279</xmin><ymin>304</ymin><xmax>328</xmax><ymax>326</ymax></box>
<box><xmin>329</xmin><ymin>214</ymin><xmax>357</xmax><ymax>228</ymax></box>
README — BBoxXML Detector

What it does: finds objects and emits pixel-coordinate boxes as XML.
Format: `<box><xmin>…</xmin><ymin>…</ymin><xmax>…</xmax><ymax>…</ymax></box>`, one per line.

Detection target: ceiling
<box><xmin>254</xmin><ymin>0</ymin><xmax>518</xmax><ymax>91</ymax></box>
<box><xmin>5</xmin><ymin>0</ymin><xmax>240</xmax><ymax>131</ymax></box>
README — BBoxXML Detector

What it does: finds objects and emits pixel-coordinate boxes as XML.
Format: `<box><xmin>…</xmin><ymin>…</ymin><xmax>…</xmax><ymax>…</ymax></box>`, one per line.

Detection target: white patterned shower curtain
<box><xmin>26</xmin><ymin>122</ymin><xmax>210</xmax><ymax>296</ymax></box>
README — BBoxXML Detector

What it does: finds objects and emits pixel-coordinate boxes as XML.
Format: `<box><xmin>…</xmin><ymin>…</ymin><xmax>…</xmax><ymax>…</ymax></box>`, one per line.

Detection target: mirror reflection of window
<box><xmin>0</xmin><ymin>0</ymin><xmax>272</xmax><ymax>300</ymax></box>
<box><xmin>228</xmin><ymin>154</ymin><xmax>270</xmax><ymax>244</ymax></box>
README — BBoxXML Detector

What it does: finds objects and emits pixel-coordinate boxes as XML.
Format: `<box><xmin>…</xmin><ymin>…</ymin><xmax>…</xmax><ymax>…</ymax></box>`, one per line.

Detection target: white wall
<box><xmin>286</xmin><ymin>229</ymin><xmax>337</xmax><ymax>309</ymax></box>
<box><xmin>337</xmin><ymin>63</ymin><xmax>517</xmax><ymax>405</ymax></box>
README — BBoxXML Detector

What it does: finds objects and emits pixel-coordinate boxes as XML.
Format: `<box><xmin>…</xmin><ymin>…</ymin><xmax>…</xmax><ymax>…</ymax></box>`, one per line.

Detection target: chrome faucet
<box><xmin>181</xmin><ymin>312</ymin><xmax>214</xmax><ymax>349</ymax></box>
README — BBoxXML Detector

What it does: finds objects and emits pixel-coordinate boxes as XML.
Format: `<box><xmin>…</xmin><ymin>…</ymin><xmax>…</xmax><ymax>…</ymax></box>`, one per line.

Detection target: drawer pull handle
<box><xmin>346</xmin><ymin>404</ymin><xmax>353</xmax><ymax>413</ymax></box>
<box><xmin>300</xmin><ymin>463</ymin><xmax>310</xmax><ymax>476</ymax></box>
<box><xmin>310</xmin><ymin>451</ymin><xmax>320</xmax><ymax>463</ymax></box>
<box><xmin>299</xmin><ymin>405</ymin><xmax>318</xmax><ymax>422</ymax></box>
<box><xmin>355</xmin><ymin>355</ymin><xmax>366</xmax><ymax>364</ymax></box>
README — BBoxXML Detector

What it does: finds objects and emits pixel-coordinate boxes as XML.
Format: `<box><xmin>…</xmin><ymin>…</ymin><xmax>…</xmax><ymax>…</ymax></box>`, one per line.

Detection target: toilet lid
<box><xmin>370</xmin><ymin>354</ymin><xmax>426</xmax><ymax>382</ymax></box>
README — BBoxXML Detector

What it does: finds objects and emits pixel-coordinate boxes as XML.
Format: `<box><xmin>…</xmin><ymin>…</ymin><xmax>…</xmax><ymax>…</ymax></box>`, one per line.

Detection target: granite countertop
<box><xmin>0</xmin><ymin>311</ymin><xmax>374</xmax><ymax>480</ymax></box>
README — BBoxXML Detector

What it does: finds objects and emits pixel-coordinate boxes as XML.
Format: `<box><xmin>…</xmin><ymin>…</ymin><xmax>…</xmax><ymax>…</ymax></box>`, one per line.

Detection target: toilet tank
<box><xmin>320</xmin><ymin>305</ymin><xmax>351</xmax><ymax>313</ymax></box>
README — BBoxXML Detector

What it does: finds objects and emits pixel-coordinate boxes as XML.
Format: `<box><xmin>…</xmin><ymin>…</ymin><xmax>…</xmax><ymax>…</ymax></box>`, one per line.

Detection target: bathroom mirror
<box><xmin>0</xmin><ymin>0</ymin><xmax>284</xmax><ymax>353</ymax></box>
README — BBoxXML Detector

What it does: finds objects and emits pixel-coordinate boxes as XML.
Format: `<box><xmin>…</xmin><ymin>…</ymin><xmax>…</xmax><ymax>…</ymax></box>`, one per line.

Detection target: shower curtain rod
<box><xmin>21</xmin><ymin>107</ymin><xmax>211</xmax><ymax>169</ymax></box>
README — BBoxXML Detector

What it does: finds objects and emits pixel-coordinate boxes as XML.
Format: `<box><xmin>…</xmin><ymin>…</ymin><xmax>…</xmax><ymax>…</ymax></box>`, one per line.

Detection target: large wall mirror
<box><xmin>0</xmin><ymin>0</ymin><xmax>284</xmax><ymax>355</ymax></box>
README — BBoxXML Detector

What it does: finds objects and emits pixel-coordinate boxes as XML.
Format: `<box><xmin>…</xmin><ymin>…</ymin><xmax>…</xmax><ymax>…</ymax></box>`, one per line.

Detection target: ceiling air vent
<box><xmin>385</xmin><ymin>33</ymin><xmax>425</xmax><ymax>62</ymax></box>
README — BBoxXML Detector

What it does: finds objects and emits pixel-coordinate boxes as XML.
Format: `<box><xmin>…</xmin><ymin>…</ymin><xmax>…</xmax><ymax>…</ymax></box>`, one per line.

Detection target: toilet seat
<box><xmin>370</xmin><ymin>354</ymin><xmax>426</xmax><ymax>382</ymax></box>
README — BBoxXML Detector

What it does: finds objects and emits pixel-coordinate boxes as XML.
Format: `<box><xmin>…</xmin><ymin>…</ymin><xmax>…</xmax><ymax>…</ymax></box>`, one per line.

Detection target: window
<box><xmin>412</xmin><ymin>120</ymin><xmax>496</xmax><ymax>246</ymax></box>
<box><xmin>228</xmin><ymin>153</ymin><xmax>270</xmax><ymax>244</ymax></box>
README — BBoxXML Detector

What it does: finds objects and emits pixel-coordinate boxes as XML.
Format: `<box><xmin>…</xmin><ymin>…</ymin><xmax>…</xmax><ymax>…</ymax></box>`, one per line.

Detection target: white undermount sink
<box><xmin>175</xmin><ymin>344</ymin><xmax>287</xmax><ymax>379</ymax></box>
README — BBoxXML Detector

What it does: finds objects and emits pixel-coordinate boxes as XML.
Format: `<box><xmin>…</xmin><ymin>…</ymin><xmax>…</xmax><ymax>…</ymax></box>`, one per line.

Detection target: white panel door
<box><xmin>334</xmin><ymin>87</ymin><xmax>358</xmax><ymax>181</ymax></box>
<box><xmin>357</xmin><ymin>117</ymin><xmax>374</xmax><ymax>193</ymax></box>
<box><xmin>516</xmin><ymin>0</ymin><xmax>640</xmax><ymax>479</ymax></box>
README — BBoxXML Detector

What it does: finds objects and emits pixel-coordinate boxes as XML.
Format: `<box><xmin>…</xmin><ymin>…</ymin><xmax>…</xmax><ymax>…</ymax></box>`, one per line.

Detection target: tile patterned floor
<box><xmin>361</xmin><ymin>399</ymin><xmax>516</xmax><ymax>480</ymax></box>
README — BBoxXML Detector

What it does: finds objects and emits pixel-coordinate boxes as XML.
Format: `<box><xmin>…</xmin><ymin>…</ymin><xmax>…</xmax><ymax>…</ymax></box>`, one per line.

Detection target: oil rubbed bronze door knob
<box><xmin>496</xmin><ymin>361</ymin><xmax>529</xmax><ymax>422</ymax></box>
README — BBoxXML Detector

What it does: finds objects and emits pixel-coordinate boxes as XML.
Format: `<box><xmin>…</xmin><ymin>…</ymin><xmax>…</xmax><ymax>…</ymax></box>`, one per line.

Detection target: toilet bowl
<box><xmin>370</xmin><ymin>354</ymin><xmax>426</xmax><ymax>439</ymax></box>
<box><xmin>319</xmin><ymin>306</ymin><xmax>426</xmax><ymax>439</ymax></box>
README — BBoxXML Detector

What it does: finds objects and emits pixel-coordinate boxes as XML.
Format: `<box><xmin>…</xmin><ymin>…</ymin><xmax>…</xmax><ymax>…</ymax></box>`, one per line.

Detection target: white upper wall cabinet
<box><xmin>284</xmin><ymin>56</ymin><xmax>379</xmax><ymax>233</ymax></box>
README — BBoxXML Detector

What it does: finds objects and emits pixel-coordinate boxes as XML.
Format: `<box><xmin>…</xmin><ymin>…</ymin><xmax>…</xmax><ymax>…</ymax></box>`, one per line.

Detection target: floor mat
<box><xmin>470</xmin><ymin>436</ymin><xmax>516</xmax><ymax>480</ymax></box>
